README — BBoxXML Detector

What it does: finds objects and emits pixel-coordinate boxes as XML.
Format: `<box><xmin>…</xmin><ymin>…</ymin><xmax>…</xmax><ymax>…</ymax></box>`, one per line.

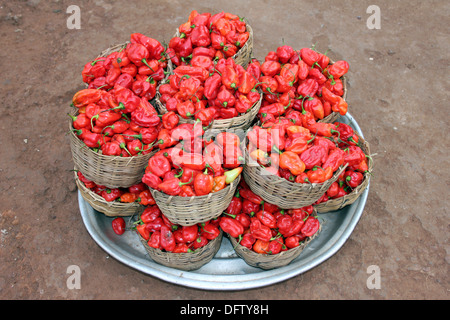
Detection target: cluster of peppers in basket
<box><xmin>167</xmin><ymin>10</ymin><xmax>250</xmax><ymax>66</ymax></box>
<box><xmin>158</xmin><ymin>57</ymin><xmax>261</xmax><ymax>125</ymax></box>
<box><xmin>70</xmin><ymin>33</ymin><xmax>176</xmax><ymax>154</ymax></box>
<box><xmin>247</xmin><ymin>112</ymin><xmax>368</xmax><ymax>185</ymax></box>
<box><xmin>135</xmin><ymin>205</ymin><xmax>221</xmax><ymax>252</ymax></box>
<box><xmin>142</xmin><ymin>129</ymin><xmax>243</xmax><ymax>196</ymax></box>
<box><xmin>257</xmin><ymin>45</ymin><xmax>349</xmax><ymax>122</ymax></box>
<box><xmin>220</xmin><ymin>180</ymin><xmax>320</xmax><ymax>254</ymax></box>
<box><xmin>70</xmin><ymin>87</ymin><xmax>162</xmax><ymax>155</ymax></box>
<box><xmin>77</xmin><ymin>171</ymin><xmax>155</xmax><ymax>205</ymax></box>
<box><xmin>81</xmin><ymin>33</ymin><xmax>168</xmax><ymax>100</ymax></box>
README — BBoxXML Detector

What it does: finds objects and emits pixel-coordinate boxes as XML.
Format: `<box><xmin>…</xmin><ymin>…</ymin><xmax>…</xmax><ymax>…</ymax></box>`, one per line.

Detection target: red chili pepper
<box><xmin>261</xmin><ymin>60</ymin><xmax>281</xmax><ymax>77</ymax></box>
<box><xmin>118</xmin><ymin>192</ymin><xmax>139</xmax><ymax>203</ymax></box>
<box><xmin>344</xmin><ymin>169</ymin><xmax>364</xmax><ymax>188</ymax></box>
<box><xmin>193</xmin><ymin>170</ymin><xmax>214</xmax><ymax>196</ymax></box>
<box><xmin>136</xmin><ymin>223</ymin><xmax>150</xmax><ymax>240</ymax></box>
<box><xmin>72</xmin><ymin>89</ymin><xmax>106</xmax><ymax>109</ymax></box>
<box><xmin>252</xmin><ymin>239</ymin><xmax>270</xmax><ymax>254</ymax></box>
<box><xmin>142</xmin><ymin>171</ymin><xmax>163</xmax><ymax>190</ymax></box>
<box><xmin>131</xmin><ymin>98</ymin><xmax>160</xmax><ymax>127</ymax></box>
<box><xmin>282</xmin><ymin>219</ymin><xmax>305</xmax><ymax>238</ymax></box>
<box><xmin>226</xmin><ymin>194</ymin><xmax>243</xmax><ymax>216</ymax></box>
<box><xmin>158</xmin><ymin>175</ymin><xmax>193</xmax><ymax>196</ymax></box>
<box><xmin>180</xmin><ymin>225</ymin><xmax>198</xmax><ymax>243</ymax></box>
<box><xmin>328</xmin><ymin>60</ymin><xmax>349</xmax><ymax>79</ymax></box>
<box><xmin>344</xmin><ymin>145</ymin><xmax>366</xmax><ymax>166</ymax></box>
<box><xmin>148</xmin><ymin>154</ymin><xmax>172</xmax><ymax>177</ymax></box>
<box><xmin>249</xmin><ymin>218</ymin><xmax>272</xmax><ymax>242</ymax></box>
<box><xmin>306</xmin><ymin>166</ymin><xmax>333</xmax><ymax>183</ymax></box>
<box><xmin>219</xmin><ymin>216</ymin><xmax>244</xmax><ymax>238</ymax></box>
<box><xmin>326</xmin><ymin>181</ymin><xmax>340</xmax><ymax>198</ymax></box>
<box><xmin>276</xmin><ymin>214</ymin><xmax>293</xmax><ymax>234</ymax></box>
<box><xmin>322</xmin><ymin>148</ymin><xmax>346</xmax><ymax>172</ymax></box>
<box><xmin>147</xmin><ymin>231</ymin><xmax>161</xmax><ymax>249</ymax></box>
<box><xmin>81</xmin><ymin>130</ymin><xmax>103</xmax><ymax>149</ymax></box>
<box><xmin>279</xmin><ymin>151</ymin><xmax>306</xmax><ymax>176</ymax></box>
<box><xmin>285</xmin><ymin>235</ymin><xmax>300</xmax><ymax>249</ymax></box>
<box><xmin>300</xmin><ymin>145</ymin><xmax>328</xmax><ymax>170</ymax></box>
<box><xmin>69</xmin><ymin>113</ymin><xmax>90</xmax><ymax>129</ymax></box>
<box><xmin>112</xmin><ymin>217</ymin><xmax>126</xmax><ymax>235</ymax></box>
<box><xmin>300</xmin><ymin>47</ymin><xmax>319</xmax><ymax>66</ymax></box>
<box><xmin>201</xmin><ymin>223</ymin><xmax>220</xmax><ymax>240</ymax></box>
<box><xmin>100</xmin><ymin>141</ymin><xmax>122</xmax><ymax>156</ymax></box>
<box><xmin>239</xmin><ymin>233</ymin><xmax>256</xmax><ymax>249</ymax></box>
<box><xmin>268</xmin><ymin>238</ymin><xmax>284</xmax><ymax>254</ymax></box>
<box><xmin>256</xmin><ymin>210</ymin><xmax>277</xmax><ymax>229</ymax></box>
<box><xmin>100</xmin><ymin>188</ymin><xmax>123</xmax><ymax>202</ymax></box>
<box><xmin>239</xmin><ymin>188</ymin><xmax>264</xmax><ymax>205</ymax></box>
<box><xmin>301</xmin><ymin>216</ymin><xmax>320</xmax><ymax>237</ymax></box>
<box><xmin>159</xmin><ymin>225</ymin><xmax>176</xmax><ymax>252</ymax></box>
<box><xmin>221</xmin><ymin>64</ymin><xmax>239</xmax><ymax>90</ymax></box>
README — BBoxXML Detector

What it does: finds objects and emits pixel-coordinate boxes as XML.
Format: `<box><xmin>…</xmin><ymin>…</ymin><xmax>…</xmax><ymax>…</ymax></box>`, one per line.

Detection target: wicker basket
<box><xmin>314</xmin><ymin>134</ymin><xmax>373</xmax><ymax>213</ymax></box>
<box><xmin>172</xmin><ymin>20</ymin><xmax>253</xmax><ymax>68</ymax></box>
<box><xmin>228</xmin><ymin>224</ymin><xmax>322</xmax><ymax>270</ymax></box>
<box><xmin>243</xmin><ymin>144</ymin><xmax>347</xmax><ymax>209</ymax></box>
<box><xmin>68</xmin><ymin>108</ymin><xmax>157</xmax><ymax>189</ymax></box>
<box><xmin>74</xmin><ymin>169</ymin><xmax>144</xmax><ymax>217</ymax></box>
<box><xmin>154</xmin><ymin>88</ymin><xmax>262</xmax><ymax>132</ymax></box>
<box><xmin>150</xmin><ymin>176</ymin><xmax>241</xmax><ymax>226</ymax></box>
<box><xmin>139</xmin><ymin>230</ymin><xmax>223</xmax><ymax>271</ymax></box>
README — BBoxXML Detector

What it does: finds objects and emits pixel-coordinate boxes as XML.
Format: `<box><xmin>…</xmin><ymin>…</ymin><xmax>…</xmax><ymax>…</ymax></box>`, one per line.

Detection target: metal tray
<box><xmin>78</xmin><ymin>112</ymin><xmax>370</xmax><ymax>291</ymax></box>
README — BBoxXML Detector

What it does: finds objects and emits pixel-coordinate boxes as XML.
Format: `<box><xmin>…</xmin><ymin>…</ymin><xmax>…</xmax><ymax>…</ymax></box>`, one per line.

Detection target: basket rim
<box><xmin>149</xmin><ymin>174</ymin><xmax>241</xmax><ymax>203</ymax></box>
<box><xmin>68</xmin><ymin>107</ymin><xmax>157</xmax><ymax>162</ymax></box>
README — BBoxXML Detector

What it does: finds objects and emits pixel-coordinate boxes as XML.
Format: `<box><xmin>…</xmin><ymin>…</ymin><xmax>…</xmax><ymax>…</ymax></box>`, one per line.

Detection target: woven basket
<box><xmin>229</xmin><ymin>224</ymin><xmax>322</xmax><ymax>270</ymax></box>
<box><xmin>150</xmin><ymin>176</ymin><xmax>241</xmax><ymax>226</ymax></box>
<box><xmin>68</xmin><ymin>108</ymin><xmax>157</xmax><ymax>189</ymax></box>
<box><xmin>154</xmin><ymin>88</ymin><xmax>262</xmax><ymax>131</ymax></box>
<box><xmin>243</xmin><ymin>144</ymin><xmax>347</xmax><ymax>209</ymax></box>
<box><xmin>74</xmin><ymin>170</ymin><xmax>144</xmax><ymax>217</ymax></box>
<box><xmin>173</xmin><ymin>20</ymin><xmax>253</xmax><ymax>68</ymax></box>
<box><xmin>314</xmin><ymin>134</ymin><xmax>373</xmax><ymax>213</ymax></box>
<box><xmin>139</xmin><ymin>230</ymin><xmax>223</xmax><ymax>271</ymax></box>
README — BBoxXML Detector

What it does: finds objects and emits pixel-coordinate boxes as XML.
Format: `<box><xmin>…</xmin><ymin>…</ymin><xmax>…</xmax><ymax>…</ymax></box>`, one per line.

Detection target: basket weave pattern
<box><xmin>74</xmin><ymin>170</ymin><xmax>144</xmax><ymax>217</ymax></box>
<box><xmin>139</xmin><ymin>230</ymin><xmax>223</xmax><ymax>271</ymax></box>
<box><xmin>229</xmin><ymin>224</ymin><xmax>321</xmax><ymax>270</ymax></box>
<box><xmin>243</xmin><ymin>145</ymin><xmax>347</xmax><ymax>209</ymax></box>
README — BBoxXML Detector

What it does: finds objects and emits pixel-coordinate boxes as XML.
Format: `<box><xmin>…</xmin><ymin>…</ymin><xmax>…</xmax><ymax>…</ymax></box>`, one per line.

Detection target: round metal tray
<box><xmin>78</xmin><ymin>112</ymin><xmax>370</xmax><ymax>291</ymax></box>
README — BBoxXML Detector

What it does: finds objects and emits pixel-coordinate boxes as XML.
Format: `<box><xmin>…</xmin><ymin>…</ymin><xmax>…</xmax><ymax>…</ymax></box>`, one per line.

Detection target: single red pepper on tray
<box><xmin>111</xmin><ymin>217</ymin><xmax>126</xmax><ymax>235</ymax></box>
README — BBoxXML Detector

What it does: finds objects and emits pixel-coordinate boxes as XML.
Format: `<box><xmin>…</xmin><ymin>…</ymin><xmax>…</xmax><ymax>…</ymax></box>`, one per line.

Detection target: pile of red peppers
<box><xmin>158</xmin><ymin>57</ymin><xmax>261</xmax><ymax>125</ymax></box>
<box><xmin>167</xmin><ymin>10</ymin><xmax>250</xmax><ymax>66</ymax></box>
<box><xmin>257</xmin><ymin>45</ymin><xmax>349</xmax><ymax>123</ymax></box>
<box><xmin>134</xmin><ymin>205</ymin><xmax>221</xmax><ymax>252</ymax></box>
<box><xmin>142</xmin><ymin>130</ymin><xmax>243</xmax><ymax>197</ymax></box>
<box><xmin>247</xmin><ymin>113</ymin><xmax>368</xmax><ymax>202</ymax></box>
<box><xmin>221</xmin><ymin>180</ymin><xmax>320</xmax><ymax>254</ymax></box>
<box><xmin>71</xmin><ymin>32</ymin><xmax>170</xmax><ymax>155</ymax></box>
<box><xmin>70</xmin><ymin>9</ymin><xmax>371</xmax><ymax>261</ymax></box>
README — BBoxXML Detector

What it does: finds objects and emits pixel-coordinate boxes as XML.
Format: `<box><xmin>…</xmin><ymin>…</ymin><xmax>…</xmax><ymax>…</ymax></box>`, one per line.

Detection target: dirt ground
<box><xmin>0</xmin><ymin>0</ymin><xmax>448</xmax><ymax>300</ymax></box>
